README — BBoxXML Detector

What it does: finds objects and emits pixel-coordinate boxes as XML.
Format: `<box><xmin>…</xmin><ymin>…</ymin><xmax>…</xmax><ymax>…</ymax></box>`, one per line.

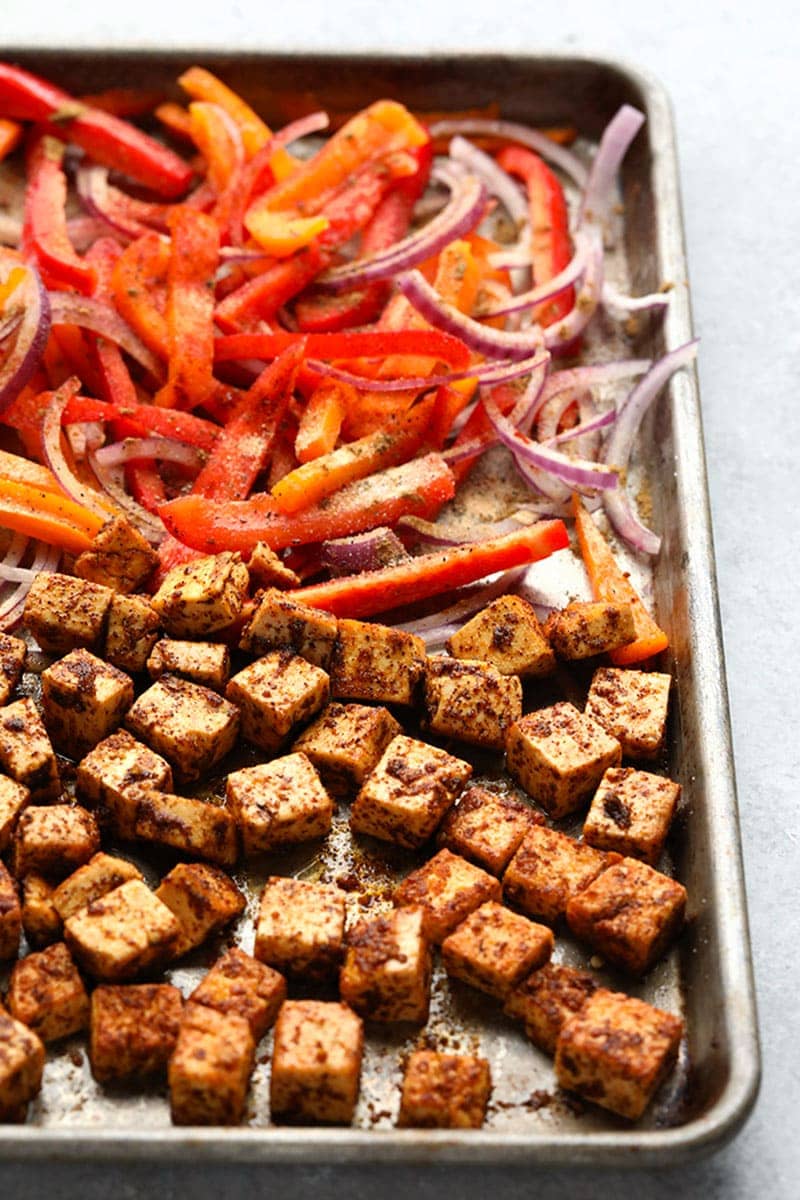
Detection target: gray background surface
<box><xmin>2</xmin><ymin>1</ymin><xmax>798</xmax><ymax>1196</ymax></box>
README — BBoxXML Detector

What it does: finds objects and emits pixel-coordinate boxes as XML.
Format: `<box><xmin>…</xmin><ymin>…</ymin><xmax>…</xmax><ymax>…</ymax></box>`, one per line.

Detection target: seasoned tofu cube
<box><xmin>13</xmin><ymin>805</ymin><xmax>100</xmax><ymax>879</ymax></box>
<box><xmin>398</xmin><ymin>1051</ymin><xmax>491</xmax><ymax>1129</ymax></box>
<box><xmin>90</xmin><ymin>983</ymin><xmax>183</xmax><ymax>1084</ymax></box>
<box><xmin>246</xmin><ymin>542</ymin><xmax>299</xmax><ymax>590</ymax></box>
<box><xmin>240</xmin><ymin>588</ymin><xmax>338</xmax><ymax>669</ymax></box>
<box><xmin>76</xmin><ymin>729</ymin><xmax>173</xmax><ymax>840</ymax></box>
<box><xmin>41</xmin><ymin>648</ymin><xmax>134</xmax><ymax>757</ymax></box>
<box><xmin>503</xmin><ymin>825</ymin><xmax>619</xmax><ymax>925</ymax></box>
<box><xmin>52</xmin><ymin>852</ymin><xmax>143</xmax><ymax>921</ymax></box>
<box><xmin>441</xmin><ymin>901</ymin><xmax>553</xmax><ymax>998</ymax></box>
<box><xmin>151</xmin><ymin>551</ymin><xmax>249</xmax><ymax>637</ymax></box>
<box><xmin>133</xmin><ymin>788</ymin><xmax>239</xmax><ymax>867</ymax></box>
<box><xmin>0</xmin><ymin>1011</ymin><xmax>45</xmax><ymax>1116</ymax></box>
<box><xmin>125</xmin><ymin>675</ymin><xmax>239</xmax><ymax>782</ymax></box>
<box><xmin>190</xmin><ymin>948</ymin><xmax>286</xmax><ymax>1040</ymax></box>
<box><xmin>566</xmin><ymin>858</ymin><xmax>687</xmax><ymax>975</ymax></box>
<box><xmin>545</xmin><ymin>600</ymin><xmax>635</xmax><ymax>660</ymax></box>
<box><xmin>505</xmin><ymin>702</ymin><xmax>621</xmax><ymax>819</ymax></box>
<box><xmin>0</xmin><ymin>633</ymin><xmax>26</xmax><ymax>705</ymax></box>
<box><xmin>583</xmin><ymin>767</ymin><xmax>681</xmax><ymax>866</ymax></box>
<box><xmin>437</xmin><ymin>785</ymin><xmax>543</xmax><ymax>875</ymax></box>
<box><xmin>155</xmin><ymin>863</ymin><xmax>245</xmax><ymax>958</ymax></box>
<box><xmin>21</xmin><ymin>874</ymin><xmax>62</xmax><ymax>948</ymax></box>
<box><xmin>169</xmin><ymin>1002</ymin><xmax>255</xmax><ymax>1126</ymax></box>
<box><xmin>270</xmin><ymin>1000</ymin><xmax>363</xmax><ymax>1124</ymax></box>
<box><xmin>350</xmin><ymin>735</ymin><xmax>472</xmax><ymax>849</ymax></box>
<box><xmin>423</xmin><ymin>658</ymin><xmax>522</xmax><ymax>751</ymax></box>
<box><xmin>226</xmin><ymin>753</ymin><xmax>333</xmax><ymax>856</ymax></box>
<box><xmin>23</xmin><ymin>573</ymin><xmax>112</xmax><ymax>654</ymax></box>
<box><xmin>0</xmin><ymin>697</ymin><xmax>60</xmax><ymax>802</ymax></box>
<box><xmin>0</xmin><ymin>776</ymin><xmax>29</xmax><ymax>853</ymax></box>
<box><xmin>226</xmin><ymin>650</ymin><xmax>329</xmax><ymax>752</ymax></box>
<box><xmin>7</xmin><ymin>942</ymin><xmax>89</xmax><ymax>1042</ymax></box>
<box><xmin>0</xmin><ymin>862</ymin><xmax>21</xmax><ymax>960</ymax></box>
<box><xmin>555</xmin><ymin>988</ymin><xmax>684</xmax><ymax>1119</ymax></box>
<box><xmin>74</xmin><ymin>516</ymin><xmax>158</xmax><ymax>593</ymax></box>
<box><xmin>585</xmin><ymin>667</ymin><xmax>672</xmax><ymax>760</ymax></box>
<box><xmin>147</xmin><ymin>638</ymin><xmax>231</xmax><ymax>692</ymax></box>
<box><xmin>254</xmin><ymin>877</ymin><xmax>346</xmax><ymax>980</ymax></box>
<box><xmin>393</xmin><ymin>848</ymin><xmax>501</xmax><ymax>944</ymax></box>
<box><xmin>103</xmin><ymin>593</ymin><xmax>160</xmax><ymax>674</ymax></box>
<box><xmin>64</xmin><ymin>878</ymin><xmax>181</xmax><ymax>981</ymax></box>
<box><xmin>446</xmin><ymin>594</ymin><xmax>556</xmax><ymax>678</ymax></box>
<box><xmin>340</xmin><ymin>906</ymin><xmax>432</xmax><ymax>1023</ymax></box>
<box><xmin>504</xmin><ymin>962</ymin><xmax>601</xmax><ymax>1055</ymax></box>
<box><xmin>330</xmin><ymin>619</ymin><xmax>426</xmax><ymax>706</ymax></box>
<box><xmin>292</xmin><ymin>702</ymin><xmax>401</xmax><ymax>798</ymax></box>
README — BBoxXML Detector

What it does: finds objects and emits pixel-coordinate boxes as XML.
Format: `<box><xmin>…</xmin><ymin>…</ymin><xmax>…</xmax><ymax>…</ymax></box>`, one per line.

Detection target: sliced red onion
<box><xmin>578</xmin><ymin>105</ymin><xmax>645</xmax><ymax>229</ymax></box>
<box><xmin>0</xmin><ymin>312</ymin><xmax>22</xmax><ymax>343</ymax></box>
<box><xmin>396</xmin><ymin>513</ymin><xmax>530</xmax><ymax>547</ymax></box>
<box><xmin>0</xmin><ymin>532</ymin><xmax>30</xmax><ymax>573</ymax></box>
<box><xmin>448</xmin><ymin>135</ymin><xmax>528</xmax><ymax>234</ymax></box>
<box><xmin>602</xmin><ymin>280</ymin><xmax>671</xmax><ymax>318</ymax></box>
<box><xmin>0</xmin><ymin>257</ymin><xmax>51</xmax><ymax>416</ymax></box>
<box><xmin>536</xmin><ymin>388</ymin><xmax>581</xmax><ymax>444</ymax></box>
<box><xmin>41</xmin><ymin>383</ymin><xmax>115</xmax><ymax>521</ymax></box>
<box><xmin>94</xmin><ymin>436</ymin><xmax>205</xmax><ymax>472</ymax></box>
<box><xmin>391</xmin><ymin>565</ymin><xmax>529</xmax><ymax>638</ymax></box>
<box><xmin>66</xmin><ymin>215</ymin><xmax>117</xmax><ymax>252</ymax></box>
<box><xmin>87</xmin><ymin>451</ymin><xmax>165</xmax><ymax>546</ymax></box>
<box><xmin>77</xmin><ymin>164</ymin><xmax>157</xmax><ymax>241</ymax></box>
<box><xmin>0</xmin><ymin>540</ymin><xmax>61</xmax><ymax>631</ymax></box>
<box><xmin>320</xmin><ymin>527</ymin><xmax>408</xmax><ymax>577</ymax></box>
<box><xmin>539</xmin><ymin>359</ymin><xmax>652</xmax><ymax>402</ymax></box>
<box><xmin>48</xmin><ymin>292</ymin><xmax>164</xmax><ymax>379</ymax></box>
<box><xmin>512</xmin><ymin>449</ymin><xmax>572</xmax><ymax>504</ymax></box>
<box><xmin>65</xmin><ymin>420</ymin><xmax>106</xmax><ymax>461</ymax></box>
<box><xmin>310</xmin><ymin>347</ymin><xmax>549</xmax><ymax>393</ymax></box>
<box><xmin>552</xmin><ymin>405</ymin><xmax>615</xmax><ymax>445</ymax></box>
<box><xmin>430</xmin><ymin>118</ymin><xmax>588</xmax><ymax>189</ymax></box>
<box><xmin>484</xmin><ymin>233</ymin><xmax>592</xmax><ymax>318</ymax></box>
<box><xmin>542</xmin><ymin>233</ymin><xmax>605</xmax><ymax>353</ymax></box>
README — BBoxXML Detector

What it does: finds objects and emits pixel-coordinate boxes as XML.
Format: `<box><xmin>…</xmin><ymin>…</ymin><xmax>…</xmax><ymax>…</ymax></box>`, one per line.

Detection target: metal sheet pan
<box><xmin>0</xmin><ymin>47</ymin><xmax>759</xmax><ymax>1167</ymax></box>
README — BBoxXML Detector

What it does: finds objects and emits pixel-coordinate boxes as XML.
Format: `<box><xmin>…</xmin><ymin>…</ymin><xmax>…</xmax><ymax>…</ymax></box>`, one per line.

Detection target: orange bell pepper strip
<box><xmin>178</xmin><ymin>66</ymin><xmax>291</xmax><ymax>169</ymax></box>
<box><xmin>22</xmin><ymin>134</ymin><xmax>97</xmax><ymax>296</ymax></box>
<box><xmin>188</xmin><ymin>101</ymin><xmax>242</xmax><ymax>192</ymax></box>
<box><xmin>0</xmin><ymin>118</ymin><xmax>21</xmax><ymax>162</ymax></box>
<box><xmin>0</xmin><ymin>476</ymin><xmax>104</xmax><ymax>554</ymax></box>
<box><xmin>111</xmin><ymin>233</ymin><xmax>170</xmax><ymax>360</ymax></box>
<box><xmin>0</xmin><ymin>449</ymin><xmax>61</xmax><ymax>494</ymax></box>
<box><xmin>294</xmin><ymin>378</ymin><xmax>350</xmax><ymax>463</ymax></box>
<box><xmin>155</xmin><ymin>208</ymin><xmax>220</xmax><ymax>409</ymax></box>
<box><xmin>155</xmin><ymin>101</ymin><xmax>194</xmax><ymax>143</ymax></box>
<box><xmin>572</xmin><ymin>494</ymin><xmax>669</xmax><ymax>664</ymax></box>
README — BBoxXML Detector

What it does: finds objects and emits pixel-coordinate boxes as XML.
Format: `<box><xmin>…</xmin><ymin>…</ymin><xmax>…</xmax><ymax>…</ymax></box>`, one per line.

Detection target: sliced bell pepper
<box><xmin>78</xmin><ymin>88</ymin><xmax>165</xmax><ymax>118</ymax></box>
<box><xmin>246</xmin><ymin>209</ymin><xmax>330</xmax><ymax>257</ymax></box>
<box><xmin>0</xmin><ymin>118</ymin><xmax>21</xmax><ymax>162</ymax></box>
<box><xmin>214</xmin><ymin>246</ymin><xmax>322</xmax><ymax>332</ymax></box>
<box><xmin>111</xmin><ymin>233</ymin><xmax>170</xmax><ymax>359</ymax></box>
<box><xmin>294</xmin><ymin>378</ymin><xmax>351</xmax><ymax>462</ymax></box>
<box><xmin>178</xmin><ymin>66</ymin><xmax>290</xmax><ymax>167</ymax></box>
<box><xmin>0</xmin><ymin>449</ymin><xmax>61</xmax><ymax>493</ymax></box>
<box><xmin>124</xmin><ymin>458</ymin><xmax>167</xmax><ymax>514</ymax></box>
<box><xmin>22</xmin><ymin>134</ymin><xmax>97</xmax><ymax>295</ymax></box>
<box><xmin>155</xmin><ymin>208</ymin><xmax>219</xmax><ymax>410</ymax></box>
<box><xmin>0</xmin><ymin>476</ymin><xmax>104</xmax><ymax>553</ymax></box>
<box><xmin>155</xmin><ymin>102</ymin><xmax>194</xmax><ymax>143</ymax></box>
<box><xmin>188</xmin><ymin>101</ymin><xmax>243</xmax><ymax>192</ymax></box>
<box><xmin>213</xmin><ymin>328</ymin><xmax>469</xmax><ymax>368</ymax></box>
<box><xmin>60</xmin><ymin>393</ymin><xmax>219</xmax><ymax>452</ymax></box>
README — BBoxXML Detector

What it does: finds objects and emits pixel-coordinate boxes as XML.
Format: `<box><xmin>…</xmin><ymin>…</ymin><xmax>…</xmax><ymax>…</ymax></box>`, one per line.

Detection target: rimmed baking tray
<box><xmin>0</xmin><ymin>47</ymin><xmax>759</xmax><ymax>1166</ymax></box>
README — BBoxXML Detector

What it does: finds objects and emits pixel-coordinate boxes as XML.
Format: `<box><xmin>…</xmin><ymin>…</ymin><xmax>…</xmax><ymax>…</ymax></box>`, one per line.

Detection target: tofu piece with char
<box><xmin>41</xmin><ymin>648</ymin><xmax>134</xmax><ymax>757</ymax></box>
<box><xmin>155</xmin><ymin>862</ymin><xmax>245</xmax><ymax>957</ymax></box>
<box><xmin>545</xmin><ymin>600</ymin><xmax>635</xmax><ymax>660</ymax></box>
<box><xmin>13</xmin><ymin>805</ymin><xmax>100</xmax><ymax>879</ymax></box>
<box><xmin>340</xmin><ymin>906</ymin><xmax>431</xmax><ymax>1023</ymax></box>
<box><xmin>330</xmin><ymin>619</ymin><xmax>426</xmax><ymax>706</ymax></box>
<box><xmin>505</xmin><ymin>702</ymin><xmax>621</xmax><ymax>819</ymax></box>
<box><xmin>7</xmin><ymin>942</ymin><xmax>89</xmax><ymax>1042</ymax></box>
<box><xmin>90</xmin><ymin>983</ymin><xmax>183</xmax><ymax>1084</ymax></box>
<box><xmin>74</xmin><ymin>516</ymin><xmax>158</xmax><ymax>593</ymax></box>
<box><xmin>503</xmin><ymin>825</ymin><xmax>619</xmax><ymax>925</ymax></box>
<box><xmin>21</xmin><ymin>874</ymin><xmax>62</xmax><ymax>948</ymax></box>
<box><xmin>0</xmin><ymin>862</ymin><xmax>21</xmax><ymax>961</ymax></box>
<box><xmin>190</xmin><ymin>947</ymin><xmax>286</xmax><ymax>1040</ymax></box>
<box><xmin>23</xmin><ymin>573</ymin><xmax>112</xmax><ymax>654</ymax></box>
<box><xmin>585</xmin><ymin>667</ymin><xmax>672</xmax><ymax>760</ymax></box>
<box><xmin>0</xmin><ymin>1011</ymin><xmax>45</xmax><ymax>1117</ymax></box>
<box><xmin>0</xmin><ymin>633</ymin><xmax>26</xmax><ymax>705</ymax></box>
<box><xmin>133</xmin><ymin>789</ymin><xmax>238</xmax><ymax>868</ymax></box>
<box><xmin>151</xmin><ymin>552</ymin><xmax>249</xmax><ymax>638</ymax></box>
<box><xmin>423</xmin><ymin>658</ymin><xmax>522</xmax><ymax>751</ymax></box>
<box><xmin>64</xmin><ymin>878</ymin><xmax>181</xmax><ymax>981</ymax></box>
<box><xmin>52</xmin><ymin>852</ymin><xmax>143</xmax><ymax>921</ymax></box>
<box><xmin>270</xmin><ymin>1000</ymin><xmax>363</xmax><ymax>1125</ymax></box>
<box><xmin>441</xmin><ymin>901</ymin><xmax>553</xmax><ymax>999</ymax></box>
<box><xmin>246</xmin><ymin>542</ymin><xmax>299</xmax><ymax>590</ymax></box>
<box><xmin>555</xmin><ymin>988</ymin><xmax>683</xmax><ymax>1119</ymax></box>
<box><xmin>226</xmin><ymin>753</ymin><xmax>333</xmax><ymax>856</ymax></box>
<box><xmin>226</xmin><ymin>651</ymin><xmax>329</xmax><ymax>753</ymax></box>
<box><xmin>76</xmin><ymin>729</ymin><xmax>173</xmax><ymax>840</ymax></box>
<box><xmin>0</xmin><ymin>697</ymin><xmax>60</xmax><ymax>802</ymax></box>
<box><xmin>583</xmin><ymin>767</ymin><xmax>681</xmax><ymax>866</ymax></box>
<box><xmin>446</xmin><ymin>594</ymin><xmax>556</xmax><ymax>678</ymax></box>
<box><xmin>292</xmin><ymin>702</ymin><xmax>401</xmax><ymax>798</ymax></box>
<box><xmin>437</xmin><ymin>785</ymin><xmax>543</xmax><ymax>876</ymax></box>
<box><xmin>504</xmin><ymin>962</ymin><xmax>601</xmax><ymax>1055</ymax></box>
<box><xmin>398</xmin><ymin>1051</ymin><xmax>491</xmax><ymax>1129</ymax></box>
<box><xmin>393</xmin><ymin>849</ymin><xmax>501</xmax><ymax>944</ymax></box>
<box><xmin>103</xmin><ymin>593</ymin><xmax>160</xmax><ymax>674</ymax></box>
<box><xmin>147</xmin><ymin>638</ymin><xmax>231</xmax><ymax>692</ymax></box>
<box><xmin>240</xmin><ymin>588</ymin><xmax>338</xmax><ymax>669</ymax></box>
<box><xmin>0</xmin><ymin>776</ymin><xmax>29</xmax><ymax>853</ymax></box>
<box><xmin>254</xmin><ymin>877</ymin><xmax>346</xmax><ymax>980</ymax></box>
<box><xmin>125</xmin><ymin>674</ymin><xmax>239</xmax><ymax>783</ymax></box>
<box><xmin>350</xmin><ymin>735</ymin><xmax>472</xmax><ymax>850</ymax></box>
<box><xmin>169</xmin><ymin>1002</ymin><xmax>255</xmax><ymax>1126</ymax></box>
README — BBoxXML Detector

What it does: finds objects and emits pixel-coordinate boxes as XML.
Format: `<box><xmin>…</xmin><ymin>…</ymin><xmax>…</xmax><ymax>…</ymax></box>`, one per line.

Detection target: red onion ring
<box><xmin>48</xmin><ymin>292</ymin><xmax>164</xmax><ymax>379</ymax></box>
<box><xmin>578</xmin><ymin>105</ymin><xmax>645</xmax><ymax>229</ymax></box>
<box><xmin>542</xmin><ymin>233</ymin><xmax>605</xmax><ymax>353</ymax></box>
<box><xmin>0</xmin><ymin>540</ymin><xmax>61</xmax><ymax>631</ymax></box>
<box><xmin>94</xmin><ymin>436</ymin><xmax>206</xmax><ymax>472</ymax></box>
<box><xmin>41</xmin><ymin>382</ymin><xmax>116</xmax><ymax>521</ymax></box>
<box><xmin>429</xmin><ymin>118</ymin><xmax>588</xmax><ymax>189</ymax></box>
<box><xmin>309</xmin><ymin>349</ymin><xmax>549</xmax><ymax>393</ymax></box>
<box><xmin>66</xmin><ymin>215</ymin><xmax>115</xmax><ymax>253</ymax></box>
<box><xmin>483</xmin><ymin>233</ymin><xmax>592</xmax><ymax>318</ymax></box>
<box><xmin>87</xmin><ymin>451</ymin><xmax>166</xmax><ymax>546</ymax></box>
<box><xmin>320</xmin><ymin>527</ymin><xmax>408</xmax><ymax>577</ymax></box>
<box><xmin>539</xmin><ymin>359</ymin><xmax>652</xmax><ymax>402</ymax></box>
<box><xmin>602</xmin><ymin>281</ymin><xmax>671</xmax><ymax>318</ymax></box>
<box><xmin>0</xmin><ymin>256</ymin><xmax>51</xmax><ymax>416</ymax></box>
<box><xmin>390</xmin><ymin>565</ymin><xmax>529</xmax><ymax>642</ymax></box>
<box><xmin>65</xmin><ymin>420</ymin><xmax>105</xmax><ymax>461</ymax></box>
<box><xmin>552</xmin><ymin>406</ymin><xmax>615</xmax><ymax>445</ymax></box>
<box><xmin>77</xmin><ymin>164</ymin><xmax>159</xmax><ymax>242</ymax></box>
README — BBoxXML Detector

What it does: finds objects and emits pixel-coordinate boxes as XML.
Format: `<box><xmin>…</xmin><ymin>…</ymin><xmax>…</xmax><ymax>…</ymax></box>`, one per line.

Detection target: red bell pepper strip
<box><xmin>155</xmin><ymin>208</ymin><xmax>220</xmax><ymax>409</ymax></box>
<box><xmin>60</xmin><ymin>394</ymin><xmax>219</xmax><ymax>452</ymax></box>
<box><xmin>213</xmin><ymin>328</ymin><xmax>470</xmax><ymax>368</ymax></box>
<box><xmin>78</xmin><ymin>88</ymin><xmax>165</xmax><ymax>118</ymax></box>
<box><xmin>214</xmin><ymin>246</ymin><xmax>322</xmax><ymax>332</ymax></box>
<box><xmin>111</xmin><ymin>233</ymin><xmax>170</xmax><ymax>359</ymax></box>
<box><xmin>22</xmin><ymin>134</ymin><xmax>97</xmax><ymax>295</ymax></box>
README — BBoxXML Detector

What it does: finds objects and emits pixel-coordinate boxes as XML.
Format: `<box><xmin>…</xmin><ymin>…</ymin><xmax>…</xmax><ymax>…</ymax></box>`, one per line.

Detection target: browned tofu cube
<box><xmin>133</xmin><ymin>789</ymin><xmax>238</xmax><ymax>868</ymax></box>
<box><xmin>545</xmin><ymin>600</ymin><xmax>635</xmax><ymax>660</ymax></box>
<box><xmin>0</xmin><ymin>862</ymin><xmax>21</xmax><ymax>960</ymax></box>
<box><xmin>254</xmin><ymin>877</ymin><xmax>346</xmax><ymax>980</ymax></box>
<box><xmin>7</xmin><ymin>942</ymin><xmax>89</xmax><ymax>1042</ymax></box>
<box><xmin>13</xmin><ymin>805</ymin><xmax>100</xmax><ymax>879</ymax></box>
<box><xmin>151</xmin><ymin>552</ymin><xmax>249</xmax><ymax>638</ymax></box>
<box><xmin>0</xmin><ymin>697</ymin><xmax>60</xmax><ymax>802</ymax></box>
<box><xmin>125</xmin><ymin>675</ymin><xmax>239</xmax><ymax>783</ymax></box>
<box><xmin>583</xmin><ymin>767</ymin><xmax>680</xmax><ymax>866</ymax></box>
<box><xmin>240</xmin><ymin>588</ymin><xmax>338</xmax><ymax>669</ymax></box>
<box><xmin>246</xmin><ymin>542</ymin><xmax>299</xmax><ymax>590</ymax></box>
<box><xmin>504</xmin><ymin>962</ymin><xmax>601</xmax><ymax>1055</ymax></box>
<box><xmin>89</xmin><ymin>983</ymin><xmax>183</xmax><ymax>1084</ymax></box>
<box><xmin>52</xmin><ymin>853</ymin><xmax>143</xmax><ymax>922</ymax></box>
<box><xmin>190</xmin><ymin>947</ymin><xmax>286</xmax><ymax>1040</ymax></box>
<box><xmin>585</xmin><ymin>667</ymin><xmax>672</xmax><ymax>760</ymax></box>
<box><xmin>340</xmin><ymin>906</ymin><xmax>431</xmax><ymax>1023</ymax></box>
<box><xmin>226</xmin><ymin>753</ymin><xmax>333</xmax><ymax>856</ymax></box>
<box><xmin>155</xmin><ymin>863</ymin><xmax>245</xmax><ymax>958</ymax></box>
<box><xmin>169</xmin><ymin>1002</ymin><xmax>255</xmax><ymax>1125</ymax></box>
<box><xmin>270</xmin><ymin>1000</ymin><xmax>363</xmax><ymax>1124</ymax></box>
<box><xmin>437</xmin><ymin>785</ymin><xmax>543</xmax><ymax>875</ymax></box>
<box><xmin>566</xmin><ymin>858</ymin><xmax>687</xmax><ymax>975</ymax></box>
<box><xmin>441</xmin><ymin>901</ymin><xmax>553</xmax><ymax>998</ymax></box>
<box><xmin>0</xmin><ymin>775</ymin><xmax>29</xmax><ymax>853</ymax></box>
<box><xmin>0</xmin><ymin>633</ymin><xmax>26</xmax><ymax>705</ymax></box>
<box><xmin>423</xmin><ymin>657</ymin><xmax>522</xmax><ymax>751</ymax></box>
<box><xmin>292</xmin><ymin>702</ymin><xmax>401</xmax><ymax>797</ymax></box>
<box><xmin>330</xmin><ymin>619</ymin><xmax>426</xmax><ymax>706</ymax></box>
<box><xmin>74</xmin><ymin>516</ymin><xmax>158</xmax><ymax>593</ymax></box>
<box><xmin>103</xmin><ymin>592</ymin><xmax>160</xmax><ymax>674</ymax></box>
<box><xmin>21</xmin><ymin>874</ymin><xmax>62</xmax><ymax>948</ymax></box>
<box><xmin>0</xmin><ymin>1011</ymin><xmax>45</xmax><ymax>1116</ymax></box>
<box><xmin>23</xmin><ymin>572</ymin><xmax>112</xmax><ymax>654</ymax></box>
<box><xmin>505</xmin><ymin>702</ymin><xmax>621</xmax><ymax>819</ymax></box>
<box><xmin>225</xmin><ymin>650</ymin><xmax>329</xmax><ymax>753</ymax></box>
<box><xmin>398</xmin><ymin>1051</ymin><xmax>491</xmax><ymax>1129</ymax></box>
<box><xmin>394</xmin><ymin>849</ymin><xmax>501</xmax><ymax>944</ymax></box>
<box><xmin>446</xmin><ymin>594</ymin><xmax>556</xmax><ymax>678</ymax></box>
<box><xmin>350</xmin><ymin>735</ymin><xmax>472</xmax><ymax>849</ymax></box>
<box><xmin>555</xmin><ymin>988</ymin><xmax>684</xmax><ymax>1119</ymax></box>
<box><xmin>147</xmin><ymin>638</ymin><xmax>231</xmax><ymax>692</ymax></box>
<box><xmin>75</xmin><ymin>729</ymin><xmax>173</xmax><ymax>840</ymax></box>
<box><xmin>64</xmin><ymin>879</ymin><xmax>181</xmax><ymax>981</ymax></box>
<box><xmin>503</xmin><ymin>825</ymin><xmax>619</xmax><ymax>925</ymax></box>
<box><xmin>41</xmin><ymin>648</ymin><xmax>134</xmax><ymax>757</ymax></box>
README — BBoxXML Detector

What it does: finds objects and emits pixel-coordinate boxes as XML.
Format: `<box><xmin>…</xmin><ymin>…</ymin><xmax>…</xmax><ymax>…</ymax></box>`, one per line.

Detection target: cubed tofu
<box><xmin>423</xmin><ymin>658</ymin><xmax>522</xmax><ymax>751</ymax></box>
<box><xmin>0</xmin><ymin>862</ymin><xmax>21</xmax><ymax>960</ymax></box>
<box><xmin>226</xmin><ymin>753</ymin><xmax>333</xmax><ymax>856</ymax></box>
<box><xmin>74</xmin><ymin>516</ymin><xmax>158</xmax><ymax>593</ymax></box>
<box><xmin>292</xmin><ymin>702</ymin><xmax>401</xmax><ymax>798</ymax></box>
<box><xmin>90</xmin><ymin>983</ymin><xmax>183</xmax><ymax>1084</ymax></box>
<box><xmin>147</xmin><ymin>638</ymin><xmax>231</xmax><ymax>692</ymax></box>
<box><xmin>393</xmin><ymin>849</ymin><xmax>501</xmax><ymax>944</ymax></box>
<box><xmin>7</xmin><ymin>942</ymin><xmax>89</xmax><ymax>1042</ymax></box>
<box><xmin>437</xmin><ymin>785</ymin><xmax>543</xmax><ymax>876</ymax></box>
<box><xmin>246</xmin><ymin>542</ymin><xmax>299</xmax><ymax>590</ymax></box>
<box><xmin>0</xmin><ymin>697</ymin><xmax>60</xmax><ymax>802</ymax></box>
<box><xmin>330</xmin><ymin>619</ymin><xmax>426</xmax><ymax>706</ymax></box>
<box><xmin>23</xmin><ymin>573</ymin><xmax>112</xmax><ymax>654</ymax></box>
<box><xmin>76</xmin><ymin>729</ymin><xmax>173</xmax><ymax>840</ymax></box>
<box><xmin>0</xmin><ymin>775</ymin><xmax>29</xmax><ymax>853</ymax></box>
<box><xmin>398</xmin><ymin>1051</ymin><xmax>491</xmax><ymax>1129</ymax></box>
<box><xmin>505</xmin><ymin>702</ymin><xmax>621</xmax><ymax>819</ymax></box>
<box><xmin>340</xmin><ymin>906</ymin><xmax>432</xmax><ymax>1023</ymax></box>
<box><xmin>151</xmin><ymin>552</ymin><xmax>249</xmax><ymax>637</ymax></box>
<box><xmin>169</xmin><ymin>1002</ymin><xmax>255</xmax><ymax>1126</ymax></box>
<box><xmin>585</xmin><ymin>667</ymin><xmax>672</xmax><ymax>760</ymax></box>
<box><xmin>51</xmin><ymin>852</ymin><xmax>143</xmax><ymax>922</ymax></box>
<box><xmin>446</xmin><ymin>594</ymin><xmax>556</xmax><ymax>678</ymax></box>
<box><xmin>254</xmin><ymin>877</ymin><xmax>346</xmax><ymax>980</ymax></box>
<box><xmin>566</xmin><ymin>858</ymin><xmax>687</xmax><ymax>975</ymax></box>
<box><xmin>133</xmin><ymin>789</ymin><xmax>239</xmax><ymax>868</ymax></box>
<box><xmin>64</xmin><ymin>878</ymin><xmax>181</xmax><ymax>981</ymax></box>
<box><xmin>503</xmin><ymin>825</ymin><xmax>619</xmax><ymax>925</ymax></box>
<box><xmin>190</xmin><ymin>948</ymin><xmax>286</xmax><ymax>1040</ymax></box>
<box><xmin>555</xmin><ymin>988</ymin><xmax>683</xmax><ymax>1119</ymax></box>
<box><xmin>21</xmin><ymin>874</ymin><xmax>62</xmax><ymax>948</ymax></box>
<box><xmin>41</xmin><ymin>648</ymin><xmax>134</xmax><ymax>757</ymax></box>
<box><xmin>270</xmin><ymin>1000</ymin><xmax>363</xmax><ymax>1124</ymax></box>
<box><xmin>545</xmin><ymin>600</ymin><xmax>635</xmax><ymax>660</ymax></box>
<box><xmin>583</xmin><ymin>767</ymin><xmax>681</xmax><ymax>866</ymax></box>
<box><xmin>350</xmin><ymin>735</ymin><xmax>472</xmax><ymax>850</ymax></box>
<box><xmin>13</xmin><ymin>805</ymin><xmax>100</xmax><ymax>879</ymax></box>
<box><xmin>441</xmin><ymin>901</ymin><xmax>553</xmax><ymax>999</ymax></box>
<box><xmin>504</xmin><ymin>962</ymin><xmax>601</xmax><ymax>1056</ymax></box>
<box><xmin>0</xmin><ymin>633</ymin><xmax>26</xmax><ymax>705</ymax></box>
<box><xmin>155</xmin><ymin>863</ymin><xmax>245</xmax><ymax>957</ymax></box>
<box><xmin>125</xmin><ymin>675</ymin><xmax>239</xmax><ymax>783</ymax></box>
<box><xmin>0</xmin><ymin>1011</ymin><xmax>45</xmax><ymax>1116</ymax></box>
<box><xmin>240</xmin><ymin>588</ymin><xmax>338</xmax><ymax>669</ymax></box>
<box><xmin>225</xmin><ymin>651</ymin><xmax>329</xmax><ymax>753</ymax></box>
<box><xmin>103</xmin><ymin>593</ymin><xmax>160</xmax><ymax>674</ymax></box>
